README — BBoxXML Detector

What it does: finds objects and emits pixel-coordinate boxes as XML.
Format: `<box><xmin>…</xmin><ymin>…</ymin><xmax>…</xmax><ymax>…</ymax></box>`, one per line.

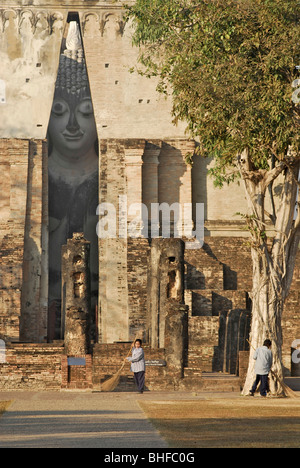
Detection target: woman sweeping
<box><xmin>126</xmin><ymin>339</ymin><xmax>145</xmax><ymax>393</ymax></box>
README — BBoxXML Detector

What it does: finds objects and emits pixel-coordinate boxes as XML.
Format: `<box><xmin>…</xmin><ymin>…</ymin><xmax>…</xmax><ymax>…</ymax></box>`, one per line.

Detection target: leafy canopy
<box><xmin>126</xmin><ymin>0</ymin><xmax>300</xmax><ymax>186</ymax></box>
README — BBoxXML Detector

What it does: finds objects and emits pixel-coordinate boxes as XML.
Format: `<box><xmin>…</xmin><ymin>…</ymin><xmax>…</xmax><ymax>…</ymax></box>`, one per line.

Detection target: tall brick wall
<box><xmin>98</xmin><ymin>139</ymin><xmax>129</xmax><ymax>343</ymax></box>
<box><xmin>0</xmin><ymin>139</ymin><xmax>48</xmax><ymax>343</ymax></box>
<box><xmin>0</xmin><ymin>139</ymin><xmax>29</xmax><ymax>341</ymax></box>
<box><xmin>20</xmin><ymin>140</ymin><xmax>48</xmax><ymax>343</ymax></box>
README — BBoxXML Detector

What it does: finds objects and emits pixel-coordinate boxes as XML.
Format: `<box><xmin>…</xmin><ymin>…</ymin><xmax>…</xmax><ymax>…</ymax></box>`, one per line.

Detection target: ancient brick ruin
<box><xmin>0</xmin><ymin>0</ymin><xmax>299</xmax><ymax>392</ymax></box>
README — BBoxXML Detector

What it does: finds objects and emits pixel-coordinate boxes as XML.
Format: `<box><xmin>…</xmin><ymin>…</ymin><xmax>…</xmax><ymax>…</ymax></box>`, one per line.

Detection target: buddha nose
<box><xmin>66</xmin><ymin>111</ymin><xmax>80</xmax><ymax>134</ymax></box>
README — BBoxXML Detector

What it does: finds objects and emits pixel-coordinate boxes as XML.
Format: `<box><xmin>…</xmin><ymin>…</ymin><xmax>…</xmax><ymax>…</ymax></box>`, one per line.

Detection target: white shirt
<box><xmin>253</xmin><ymin>346</ymin><xmax>273</xmax><ymax>375</ymax></box>
<box><xmin>127</xmin><ymin>347</ymin><xmax>145</xmax><ymax>373</ymax></box>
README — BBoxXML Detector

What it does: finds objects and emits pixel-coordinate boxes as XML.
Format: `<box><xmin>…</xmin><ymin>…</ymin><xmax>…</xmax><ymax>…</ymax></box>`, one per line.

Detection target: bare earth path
<box><xmin>1</xmin><ymin>390</ymin><xmax>300</xmax><ymax>448</ymax></box>
<box><xmin>0</xmin><ymin>391</ymin><xmax>168</xmax><ymax>448</ymax></box>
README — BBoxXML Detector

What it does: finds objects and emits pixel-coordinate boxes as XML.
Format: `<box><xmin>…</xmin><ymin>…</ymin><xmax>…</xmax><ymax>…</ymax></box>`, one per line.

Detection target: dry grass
<box><xmin>0</xmin><ymin>401</ymin><xmax>12</xmax><ymax>417</ymax></box>
<box><xmin>139</xmin><ymin>397</ymin><xmax>300</xmax><ymax>448</ymax></box>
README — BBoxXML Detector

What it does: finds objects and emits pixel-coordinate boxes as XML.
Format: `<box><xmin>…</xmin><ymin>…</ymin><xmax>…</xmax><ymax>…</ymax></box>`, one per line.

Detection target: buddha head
<box><xmin>48</xmin><ymin>21</ymin><xmax>97</xmax><ymax>163</ymax></box>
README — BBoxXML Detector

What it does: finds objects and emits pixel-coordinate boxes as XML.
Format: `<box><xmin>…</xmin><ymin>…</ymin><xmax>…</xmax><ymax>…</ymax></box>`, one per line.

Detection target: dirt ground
<box><xmin>139</xmin><ymin>397</ymin><xmax>300</xmax><ymax>448</ymax></box>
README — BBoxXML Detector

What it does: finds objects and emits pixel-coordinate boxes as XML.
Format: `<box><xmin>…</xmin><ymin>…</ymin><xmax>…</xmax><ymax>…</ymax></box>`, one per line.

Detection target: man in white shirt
<box><xmin>249</xmin><ymin>339</ymin><xmax>273</xmax><ymax>397</ymax></box>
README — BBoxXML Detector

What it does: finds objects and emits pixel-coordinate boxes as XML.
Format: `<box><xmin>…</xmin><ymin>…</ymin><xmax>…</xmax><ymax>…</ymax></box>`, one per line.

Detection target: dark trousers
<box><xmin>251</xmin><ymin>374</ymin><xmax>269</xmax><ymax>396</ymax></box>
<box><xmin>134</xmin><ymin>371</ymin><xmax>145</xmax><ymax>392</ymax></box>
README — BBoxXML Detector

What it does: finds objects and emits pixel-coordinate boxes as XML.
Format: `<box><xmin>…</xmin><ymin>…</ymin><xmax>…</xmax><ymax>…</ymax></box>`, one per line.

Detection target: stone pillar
<box><xmin>20</xmin><ymin>140</ymin><xmax>48</xmax><ymax>343</ymax></box>
<box><xmin>124</xmin><ymin>139</ymin><xmax>146</xmax><ymax>237</ymax></box>
<box><xmin>62</xmin><ymin>233</ymin><xmax>91</xmax><ymax>356</ymax></box>
<box><xmin>165</xmin><ymin>303</ymin><xmax>189</xmax><ymax>381</ymax></box>
<box><xmin>0</xmin><ymin>139</ymin><xmax>29</xmax><ymax>342</ymax></box>
<box><xmin>0</xmin><ymin>139</ymin><xmax>48</xmax><ymax>343</ymax></box>
<box><xmin>98</xmin><ymin>139</ymin><xmax>129</xmax><ymax>344</ymax></box>
<box><xmin>158</xmin><ymin>139</ymin><xmax>195</xmax><ymax>237</ymax></box>
<box><xmin>176</xmin><ymin>139</ymin><xmax>195</xmax><ymax>238</ymax></box>
<box><xmin>142</xmin><ymin>140</ymin><xmax>161</xmax><ymax>237</ymax></box>
<box><xmin>148</xmin><ymin>238</ymin><xmax>185</xmax><ymax>348</ymax></box>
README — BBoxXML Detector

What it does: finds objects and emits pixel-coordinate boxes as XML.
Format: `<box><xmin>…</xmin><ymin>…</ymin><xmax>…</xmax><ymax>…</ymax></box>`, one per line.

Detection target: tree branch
<box><xmin>262</xmin><ymin>162</ymin><xmax>286</xmax><ymax>191</ymax></box>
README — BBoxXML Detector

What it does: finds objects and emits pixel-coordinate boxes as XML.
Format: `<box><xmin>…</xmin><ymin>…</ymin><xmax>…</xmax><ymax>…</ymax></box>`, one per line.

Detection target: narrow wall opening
<box><xmin>47</xmin><ymin>12</ymin><xmax>99</xmax><ymax>341</ymax></box>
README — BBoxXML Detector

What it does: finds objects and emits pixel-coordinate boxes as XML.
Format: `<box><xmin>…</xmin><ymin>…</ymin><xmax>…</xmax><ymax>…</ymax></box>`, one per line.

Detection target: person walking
<box><xmin>127</xmin><ymin>339</ymin><xmax>145</xmax><ymax>393</ymax></box>
<box><xmin>249</xmin><ymin>339</ymin><xmax>273</xmax><ymax>397</ymax></box>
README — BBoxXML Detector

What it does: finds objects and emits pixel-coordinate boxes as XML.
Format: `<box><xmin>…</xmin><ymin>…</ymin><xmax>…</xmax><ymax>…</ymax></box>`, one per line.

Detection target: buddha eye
<box><xmin>52</xmin><ymin>100</ymin><xmax>68</xmax><ymax>116</ymax></box>
<box><xmin>77</xmin><ymin>99</ymin><xmax>93</xmax><ymax>116</ymax></box>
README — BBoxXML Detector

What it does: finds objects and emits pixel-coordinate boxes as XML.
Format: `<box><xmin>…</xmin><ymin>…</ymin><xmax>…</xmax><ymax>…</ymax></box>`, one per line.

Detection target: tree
<box><xmin>126</xmin><ymin>0</ymin><xmax>300</xmax><ymax>395</ymax></box>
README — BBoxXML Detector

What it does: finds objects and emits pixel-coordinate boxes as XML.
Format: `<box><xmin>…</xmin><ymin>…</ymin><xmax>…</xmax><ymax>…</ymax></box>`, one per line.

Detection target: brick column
<box><xmin>142</xmin><ymin>140</ymin><xmax>161</xmax><ymax>237</ymax></box>
<box><xmin>98</xmin><ymin>139</ymin><xmax>130</xmax><ymax>343</ymax></box>
<box><xmin>20</xmin><ymin>140</ymin><xmax>48</xmax><ymax>343</ymax></box>
<box><xmin>158</xmin><ymin>139</ymin><xmax>195</xmax><ymax>238</ymax></box>
<box><xmin>148</xmin><ymin>238</ymin><xmax>185</xmax><ymax>348</ymax></box>
<box><xmin>62</xmin><ymin>232</ymin><xmax>91</xmax><ymax>356</ymax></box>
<box><xmin>0</xmin><ymin>139</ymin><xmax>29</xmax><ymax>342</ymax></box>
<box><xmin>165</xmin><ymin>303</ymin><xmax>189</xmax><ymax>382</ymax></box>
<box><xmin>124</xmin><ymin>139</ymin><xmax>146</xmax><ymax>237</ymax></box>
<box><xmin>176</xmin><ymin>139</ymin><xmax>195</xmax><ymax>238</ymax></box>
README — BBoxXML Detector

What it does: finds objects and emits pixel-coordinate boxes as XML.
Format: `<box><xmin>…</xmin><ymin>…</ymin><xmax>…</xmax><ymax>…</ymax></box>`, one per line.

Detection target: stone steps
<box><xmin>181</xmin><ymin>369</ymin><xmax>240</xmax><ymax>392</ymax></box>
<box><xmin>201</xmin><ymin>372</ymin><xmax>241</xmax><ymax>392</ymax></box>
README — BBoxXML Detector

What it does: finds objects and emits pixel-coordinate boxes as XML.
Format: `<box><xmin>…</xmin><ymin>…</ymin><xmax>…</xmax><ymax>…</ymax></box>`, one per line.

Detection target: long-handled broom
<box><xmin>246</xmin><ymin>339</ymin><xmax>298</xmax><ymax>398</ymax></box>
<box><xmin>100</xmin><ymin>338</ymin><xmax>137</xmax><ymax>392</ymax></box>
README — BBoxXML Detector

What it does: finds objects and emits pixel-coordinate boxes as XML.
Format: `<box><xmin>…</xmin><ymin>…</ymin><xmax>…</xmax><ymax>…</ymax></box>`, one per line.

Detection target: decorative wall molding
<box><xmin>0</xmin><ymin>8</ymin><xmax>64</xmax><ymax>35</ymax></box>
<box><xmin>0</xmin><ymin>7</ymin><xmax>125</xmax><ymax>37</ymax></box>
<box><xmin>81</xmin><ymin>10</ymin><xmax>125</xmax><ymax>37</ymax></box>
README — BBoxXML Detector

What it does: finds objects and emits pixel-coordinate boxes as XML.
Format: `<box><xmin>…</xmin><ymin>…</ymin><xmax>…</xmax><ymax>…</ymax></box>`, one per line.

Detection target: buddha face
<box><xmin>48</xmin><ymin>93</ymin><xmax>97</xmax><ymax>161</ymax></box>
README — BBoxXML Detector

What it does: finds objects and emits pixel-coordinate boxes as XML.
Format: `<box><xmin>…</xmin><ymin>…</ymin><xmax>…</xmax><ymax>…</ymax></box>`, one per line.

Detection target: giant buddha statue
<box><xmin>47</xmin><ymin>21</ymin><xmax>98</xmax><ymax>339</ymax></box>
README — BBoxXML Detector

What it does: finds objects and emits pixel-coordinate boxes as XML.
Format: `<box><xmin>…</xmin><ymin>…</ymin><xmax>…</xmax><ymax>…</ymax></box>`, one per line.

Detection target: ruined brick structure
<box><xmin>0</xmin><ymin>0</ymin><xmax>299</xmax><ymax>391</ymax></box>
<box><xmin>62</xmin><ymin>233</ymin><xmax>91</xmax><ymax>356</ymax></box>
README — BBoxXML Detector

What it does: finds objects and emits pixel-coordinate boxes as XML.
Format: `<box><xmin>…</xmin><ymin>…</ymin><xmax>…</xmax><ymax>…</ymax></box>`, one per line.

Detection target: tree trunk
<box><xmin>242</xmin><ymin>248</ymin><xmax>285</xmax><ymax>396</ymax></box>
<box><xmin>239</xmin><ymin>154</ymin><xmax>300</xmax><ymax>397</ymax></box>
